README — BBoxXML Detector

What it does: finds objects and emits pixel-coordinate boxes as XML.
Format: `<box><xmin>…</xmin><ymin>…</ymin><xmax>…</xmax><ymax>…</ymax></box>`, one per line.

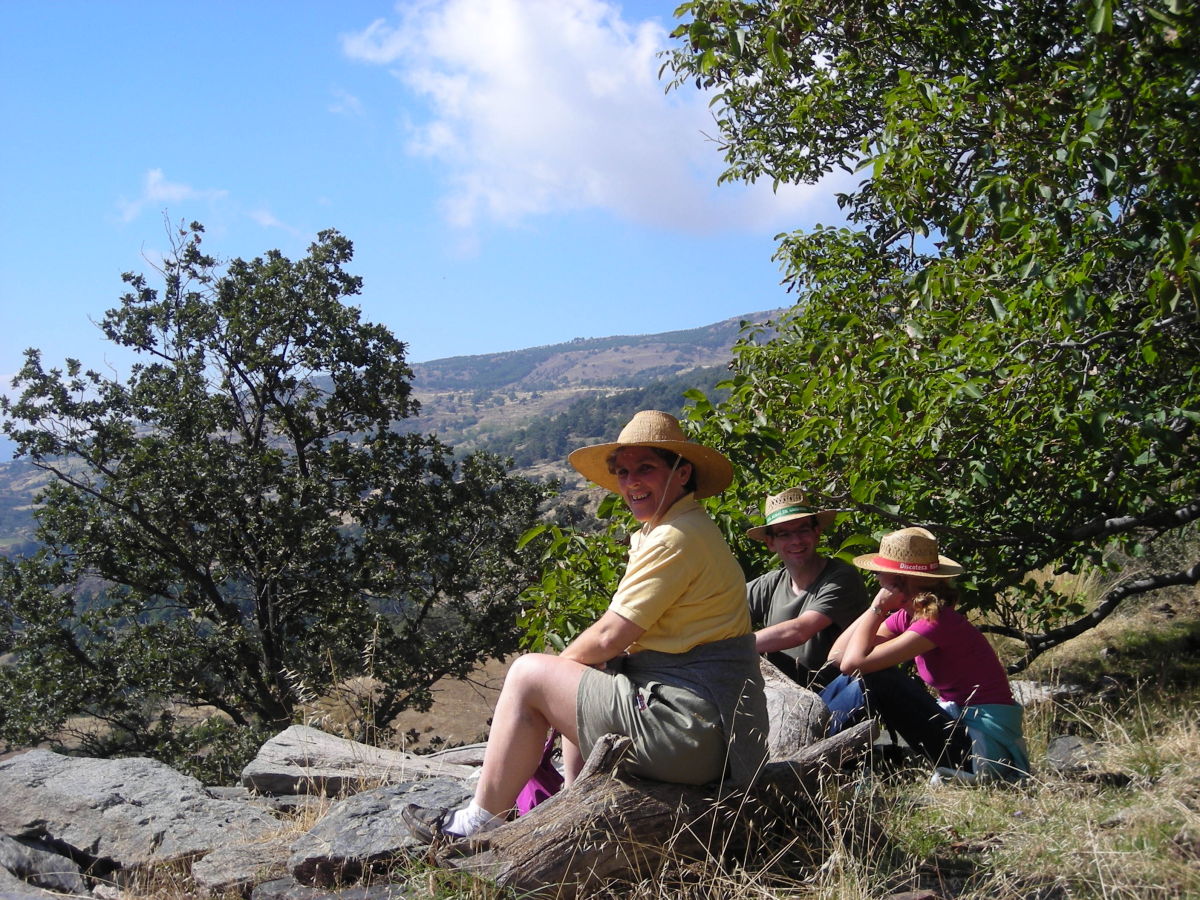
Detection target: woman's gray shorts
<box><xmin>577</xmin><ymin>665</ymin><xmax>725</xmax><ymax>785</ymax></box>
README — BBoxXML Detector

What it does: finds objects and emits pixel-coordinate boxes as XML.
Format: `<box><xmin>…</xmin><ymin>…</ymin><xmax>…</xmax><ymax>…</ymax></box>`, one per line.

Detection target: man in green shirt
<box><xmin>746</xmin><ymin>487</ymin><xmax>869</xmax><ymax>689</ymax></box>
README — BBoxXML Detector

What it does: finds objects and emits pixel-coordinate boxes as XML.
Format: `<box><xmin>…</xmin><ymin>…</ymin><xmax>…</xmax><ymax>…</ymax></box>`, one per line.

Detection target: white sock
<box><xmin>444</xmin><ymin>800</ymin><xmax>504</xmax><ymax>837</ymax></box>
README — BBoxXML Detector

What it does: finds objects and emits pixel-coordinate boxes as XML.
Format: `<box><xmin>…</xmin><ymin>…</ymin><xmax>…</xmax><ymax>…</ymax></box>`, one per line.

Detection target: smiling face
<box><xmin>764</xmin><ymin>518</ymin><xmax>822</xmax><ymax>569</ymax></box>
<box><xmin>611</xmin><ymin>446</ymin><xmax>692</xmax><ymax>523</ymax></box>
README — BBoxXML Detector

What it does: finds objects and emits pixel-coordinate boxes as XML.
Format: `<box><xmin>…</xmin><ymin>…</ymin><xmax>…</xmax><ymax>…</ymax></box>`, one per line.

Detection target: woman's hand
<box><xmin>561</xmin><ymin>610</ymin><xmax>645</xmax><ymax>666</ymax></box>
<box><xmin>872</xmin><ymin>586</ymin><xmax>906</xmax><ymax>613</ymax></box>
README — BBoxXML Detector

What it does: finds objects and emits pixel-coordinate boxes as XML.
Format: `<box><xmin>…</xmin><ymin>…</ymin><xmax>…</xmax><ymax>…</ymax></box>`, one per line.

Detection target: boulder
<box><xmin>0</xmin><ymin>834</ymin><xmax>88</xmax><ymax>896</ymax></box>
<box><xmin>0</xmin><ymin>750</ymin><xmax>279</xmax><ymax>872</ymax></box>
<box><xmin>0</xmin><ymin>865</ymin><xmax>65</xmax><ymax>898</ymax></box>
<box><xmin>288</xmin><ymin>777</ymin><xmax>472</xmax><ymax>887</ymax></box>
<box><xmin>242</xmin><ymin>725</ymin><xmax>477</xmax><ymax>796</ymax></box>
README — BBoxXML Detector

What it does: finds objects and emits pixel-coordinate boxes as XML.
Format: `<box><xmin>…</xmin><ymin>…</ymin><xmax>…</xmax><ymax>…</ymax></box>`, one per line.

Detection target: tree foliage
<box><xmin>0</xmin><ymin>224</ymin><xmax>549</xmax><ymax>771</ymax></box>
<box><xmin>656</xmin><ymin>0</ymin><xmax>1199</xmax><ymax>667</ymax></box>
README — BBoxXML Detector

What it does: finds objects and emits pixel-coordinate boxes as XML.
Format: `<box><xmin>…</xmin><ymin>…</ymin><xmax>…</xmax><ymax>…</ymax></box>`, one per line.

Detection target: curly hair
<box><xmin>910</xmin><ymin>580</ymin><xmax>959</xmax><ymax>623</ymax></box>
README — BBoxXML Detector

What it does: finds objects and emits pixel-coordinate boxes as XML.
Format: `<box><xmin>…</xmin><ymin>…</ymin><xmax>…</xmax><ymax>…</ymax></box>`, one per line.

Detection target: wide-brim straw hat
<box><xmin>567</xmin><ymin>409</ymin><xmax>733</xmax><ymax>499</ymax></box>
<box><xmin>853</xmin><ymin>527</ymin><xmax>964</xmax><ymax>578</ymax></box>
<box><xmin>746</xmin><ymin>488</ymin><xmax>839</xmax><ymax>541</ymax></box>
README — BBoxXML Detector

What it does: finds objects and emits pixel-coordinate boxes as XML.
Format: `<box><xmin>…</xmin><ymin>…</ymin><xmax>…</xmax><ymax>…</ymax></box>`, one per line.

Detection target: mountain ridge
<box><xmin>0</xmin><ymin>308</ymin><xmax>782</xmax><ymax>554</ymax></box>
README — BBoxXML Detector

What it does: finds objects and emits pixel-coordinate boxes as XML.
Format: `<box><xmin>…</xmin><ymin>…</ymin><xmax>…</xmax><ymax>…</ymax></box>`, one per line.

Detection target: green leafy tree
<box><xmin>0</xmin><ymin>223</ymin><xmax>549</xmax><ymax>771</ymax></box>
<box><xmin>657</xmin><ymin>0</ymin><xmax>1200</xmax><ymax>668</ymax></box>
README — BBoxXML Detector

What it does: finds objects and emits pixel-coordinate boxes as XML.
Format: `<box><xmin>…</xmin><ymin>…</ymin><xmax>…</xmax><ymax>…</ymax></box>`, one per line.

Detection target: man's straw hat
<box><xmin>568</xmin><ymin>410</ymin><xmax>733</xmax><ymax>499</ymax></box>
<box><xmin>853</xmin><ymin>527</ymin><xmax>964</xmax><ymax>578</ymax></box>
<box><xmin>745</xmin><ymin>487</ymin><xmax>839</xmax><ymax>541</ymax></box>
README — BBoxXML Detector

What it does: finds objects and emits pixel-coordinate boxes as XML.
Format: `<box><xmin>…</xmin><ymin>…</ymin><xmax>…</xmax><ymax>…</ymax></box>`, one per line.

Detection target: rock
<box><xmin>0</xmin><ymin>749</ymin><xmax>279</xmax><ymax>872</ymax></box>
<box><xmin>289</xmin><ymin>778</ymin><xmax>472</xmax><ymax>887</ymax></box>
<box><xmin>191</xmin><ymin>835</ymin><xmax>293</xmax><ymax>898</ymax></box>
<box><xmin>1009</xmin><ymin>680</ymin><xmax>1085</xmax><ymax>706</ymax></box>
<box><xmin>208</xmin><ymin>784</ymin><xmax>329</xmax><ymax>815</ymax></box>
<box><xmin>242</xmin><ymin>725</ymin><xmax>478</xmax><ymax>796</ymax></box>
<box><xmin>1045</xmin><ymin>734</ymin><xmax>1105</xmax><ymax>773</ymax></box>
<box><xmin>422</xmin><ymin>743</ymin><xmax>487</xmax><ymax>766</ymax></box>
<box><xmin>0</xmin><ymin>834</ymin><xmax>88</xmax><ymax>896</ymax></box>
<box><xmin>0</xmin><ymin>865</ymin><xmax>64</xmax><ymax>898</ymax></box>
<box><xmin>251</xmin><ymin>876</ymin><xmax>412</xmax><ymax>899</ymax></box>
<box><xmin>761</xmin><ymin>658</ymin><xmax>830</xmax><ymax>759</ymax></box>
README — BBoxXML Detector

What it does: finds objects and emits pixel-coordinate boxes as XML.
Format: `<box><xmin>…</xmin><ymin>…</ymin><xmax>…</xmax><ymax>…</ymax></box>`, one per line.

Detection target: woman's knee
<box><xmin>503</xmin><ymin>654</ymin><xmax>582</xmax><ymax>707</ymax></box>
<box><xmin>503</xmin><ymin>653</ymin><xmax>556</xmax><ymax>694</ymax></box>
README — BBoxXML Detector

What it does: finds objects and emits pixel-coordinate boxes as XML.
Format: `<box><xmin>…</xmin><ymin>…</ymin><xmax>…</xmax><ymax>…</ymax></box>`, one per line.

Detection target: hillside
<box><xmin>0</xmin><ymin>309</ymin><xmax>781</xmax><ymax>554</ymax></box>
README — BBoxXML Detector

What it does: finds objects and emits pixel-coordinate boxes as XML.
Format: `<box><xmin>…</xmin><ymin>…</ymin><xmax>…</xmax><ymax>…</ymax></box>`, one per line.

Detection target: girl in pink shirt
<box><xmin>834</xmin><ymin>527</ymin><xmax>1029</xmax><ymax>781</ymax></box>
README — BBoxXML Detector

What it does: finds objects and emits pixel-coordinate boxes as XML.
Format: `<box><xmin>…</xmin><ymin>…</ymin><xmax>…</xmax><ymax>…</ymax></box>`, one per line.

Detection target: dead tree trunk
<box><xmin>440</xmin><ymin>720</ymin><xmax>878</xmax><ymax>898</ymax></box>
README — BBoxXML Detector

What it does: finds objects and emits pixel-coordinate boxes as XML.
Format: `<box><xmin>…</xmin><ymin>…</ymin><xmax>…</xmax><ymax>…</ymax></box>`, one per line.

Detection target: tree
<box><xmin>654</xmin><ymin>0</ymin><xmax>1199</xmax><ymax>667</ymax></box>
<box><xmin>0</xmin><ymin>223</ymin><xmax>549</xmax><ymax>773</ymax></box>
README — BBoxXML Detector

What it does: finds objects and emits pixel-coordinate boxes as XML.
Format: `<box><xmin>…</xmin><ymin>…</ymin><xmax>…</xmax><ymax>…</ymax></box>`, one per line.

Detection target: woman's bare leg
<box><xmin>561</xmin><ymin>738</ymin><xmax>585</xmax><ymax>786</ymax></box>
<box><xmin>473</xmin><ymin>652</ymin><xmax>586</xmax><ymax>815</ymax></box>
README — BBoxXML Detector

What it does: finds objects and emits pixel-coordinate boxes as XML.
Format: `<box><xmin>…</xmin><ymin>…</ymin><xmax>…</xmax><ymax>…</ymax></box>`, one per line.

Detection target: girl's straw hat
<box><xmin>568</xmin><ymin>410</ymin><xmax>733</xmax><ymax>499</ymax></box>
<box><xmin>745</xmin><ymin>487</ymin><xmax>838</xmax><ymax>541</ymax></box>
<box><xmin>853</xmin><ymin>527</ymin><xmax>964</xmax><ymax>578</ymax></box>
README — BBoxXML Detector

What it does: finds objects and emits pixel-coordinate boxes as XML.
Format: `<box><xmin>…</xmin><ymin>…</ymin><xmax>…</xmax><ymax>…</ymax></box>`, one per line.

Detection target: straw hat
<box><xmin>853</xmin><ymin>527</ymin><xmax>964</xmax><ymax>578</ymax></box>
<box><xmin>745</xmin><ymin>488</ymin><xmax>839</xmax><ymax>541</ymax></box>
<box><xmin>567</xmin><ymin>410</ymin><xmax>733</xmax><ymax>499</ymax></box>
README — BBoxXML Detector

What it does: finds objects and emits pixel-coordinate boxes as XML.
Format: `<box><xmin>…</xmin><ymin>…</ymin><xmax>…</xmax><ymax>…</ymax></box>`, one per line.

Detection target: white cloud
<box><xmin>116</xmin><ymin>169</ymin><xmax>228</xmax><ymax>224</ymax></box>
<box><xmin>248</xmin><ymin>208</ymin><xmax>302</xmax><ymax>236</ymax></box>
<box><xmin>342</xmin><ymin>0</ymin><xmax>836</xmax><ymax>234</ymax></box>
<box><xmin>329</xmin><ymin>87</ymin><xmax>365</xmax><ymax>117</ymax></box>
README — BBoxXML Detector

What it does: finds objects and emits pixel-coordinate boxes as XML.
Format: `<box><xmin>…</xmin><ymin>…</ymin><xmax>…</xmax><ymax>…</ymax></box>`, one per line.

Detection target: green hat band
<box><xmin>765</xmin><ymin>503</ymin><xmax>817</xmax><ymax>524</ymax></box>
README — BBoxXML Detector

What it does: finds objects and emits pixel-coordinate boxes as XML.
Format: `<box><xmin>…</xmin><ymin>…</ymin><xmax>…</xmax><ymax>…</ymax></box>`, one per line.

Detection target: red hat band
<box><xmin>869</xmin><ymin>555</ymin><xmax>940</xmax><ymax>573</ymax></box>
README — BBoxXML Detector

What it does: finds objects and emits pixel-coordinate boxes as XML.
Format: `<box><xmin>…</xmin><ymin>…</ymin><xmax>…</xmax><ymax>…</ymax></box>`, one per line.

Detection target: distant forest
<box><xmin>479</xmin><ymin>366</ymin><xmax>728</xmax><ymax>469</ymax></box>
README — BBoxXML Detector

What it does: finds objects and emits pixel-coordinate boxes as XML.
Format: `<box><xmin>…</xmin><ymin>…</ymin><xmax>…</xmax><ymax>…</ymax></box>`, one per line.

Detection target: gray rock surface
<box><xmin>0</xmin><ymin>834</ymin><xmax>88</xmax><ymax>896</ymax></box>
<box><xmin>0</xmin><ymin>864</ymin><xmax>64</xmax><ymax>898</ymax></box>
<box><xmin>191</xmin><ymin>835</ymin><xmax>294</xmax><ymax>898</ymax></box>
<box><xmin>289</xmin><ymin>779</ymin><xmax>472</xmax><ymax>887</ymax></box>
<box><xmin>242</xmin><ymin>725</ymin><xmax>478</xmax><ymax>796</ymax></box>
<box><xmin>1010</xmin><ymin>680</ymin><xmax>1085</xmax><ymax>706</ymax></box>
<box><xmin>422</xmin><ymin>743</ymin><xmax>486</xmax><ymax>767</ymax></box>
<box><xmin>1045</xmin><ymin>734</ymin><xmax>1105</xmax><ymax>773</ymax></box>
<box><xmin>252</xmin><ymin>875</ymin><xmax>413</xmax><ymax>899</ymax></box>
<box><xmin>0</xmin><ymin>749</ymin><xmax>279</xmax><ymax>870</ymax></box>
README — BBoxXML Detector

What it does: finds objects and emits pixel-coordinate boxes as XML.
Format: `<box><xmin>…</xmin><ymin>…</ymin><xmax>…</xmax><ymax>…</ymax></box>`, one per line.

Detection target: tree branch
<box><xmin>985</xmin><ymin>561</ymin><xmax>1200</xmax><ymax>673</ymax></box>
<box><xmin>1070</xmin><ymin>499</ymin><xmax>1200</xmax><ymax>542</ymax></box>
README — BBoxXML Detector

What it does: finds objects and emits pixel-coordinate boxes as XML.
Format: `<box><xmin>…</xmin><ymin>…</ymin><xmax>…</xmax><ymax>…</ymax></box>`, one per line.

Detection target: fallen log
<box><xmin>439</xmin><ymin>719</ymin><xmax>879</xmax><ymax>897</ymax></box>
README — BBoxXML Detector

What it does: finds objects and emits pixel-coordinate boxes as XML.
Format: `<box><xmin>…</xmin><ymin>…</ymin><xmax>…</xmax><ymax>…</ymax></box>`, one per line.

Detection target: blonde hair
<box><xmin>910</xmin><ymin>582</ymin><xmax>959</xmax><ymax>623</ymax></box>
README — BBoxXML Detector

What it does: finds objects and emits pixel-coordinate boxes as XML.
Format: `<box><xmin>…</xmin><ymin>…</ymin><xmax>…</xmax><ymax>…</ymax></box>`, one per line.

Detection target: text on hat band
<box><xmin>764</xmin><ymin>503</ymin><xmax>817</xmax><ymax>524</ymax></box>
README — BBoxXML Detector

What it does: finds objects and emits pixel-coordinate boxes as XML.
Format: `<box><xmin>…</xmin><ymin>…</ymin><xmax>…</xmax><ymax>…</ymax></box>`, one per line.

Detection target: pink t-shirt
<box><xmin>884</xmin><ymin>606</ymin><xmax>1014</xmax><ymax>706</ymax></box>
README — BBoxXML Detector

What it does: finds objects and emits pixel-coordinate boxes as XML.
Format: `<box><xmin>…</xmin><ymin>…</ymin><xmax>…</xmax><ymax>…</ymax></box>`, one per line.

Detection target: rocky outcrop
<box><xmin>0</xmin><ymin>737</ymin><xmax>476</xmax><ymax>898</ymax></box>
<box><xmin>0</xmin><ymin>750</ymin><xmax>279</xmax><ymax>871</ymax></box>
<box><xmin>0</xmin><ymin>662</ymin><xmax>862</xmax><ymax>898</ymax></box>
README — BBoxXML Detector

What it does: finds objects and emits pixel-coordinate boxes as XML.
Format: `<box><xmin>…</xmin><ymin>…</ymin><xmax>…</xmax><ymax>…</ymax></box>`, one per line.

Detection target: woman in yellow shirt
<box><xmin>405</xmin><ymin>410</ymin><xmax>768</xmax><ymax>842</ymax></box>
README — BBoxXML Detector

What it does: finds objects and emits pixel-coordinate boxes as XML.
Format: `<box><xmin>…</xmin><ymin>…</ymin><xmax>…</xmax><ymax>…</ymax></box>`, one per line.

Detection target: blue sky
<box><xmin>1</xmin><ymin>0</ymin><xmax>847</xmax><ymax>392</ymax></box>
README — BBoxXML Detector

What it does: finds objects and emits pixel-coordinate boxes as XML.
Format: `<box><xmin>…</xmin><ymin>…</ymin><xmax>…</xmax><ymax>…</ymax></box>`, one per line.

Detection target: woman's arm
<box><xmin>560</xmin><ymin>610</ymin><xmax>646</xmax><ymax>666</ymax></box>
<box><xmin>838</xmin><ymin>588</ymin><xmax>935</xmax><ymax>674</ymax></box>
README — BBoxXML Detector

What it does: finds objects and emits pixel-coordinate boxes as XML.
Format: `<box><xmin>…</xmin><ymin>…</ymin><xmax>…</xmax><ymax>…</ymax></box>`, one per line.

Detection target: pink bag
<box><xmin>515</xmin><ymin>730</ymin><xmax>563</xmax><ymax>815</ymax></box>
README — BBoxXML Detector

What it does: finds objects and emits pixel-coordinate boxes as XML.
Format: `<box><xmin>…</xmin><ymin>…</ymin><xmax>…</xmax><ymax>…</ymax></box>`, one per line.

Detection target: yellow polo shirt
<box><xmin>609</xmin><ymin>495</ymin><xmax>750</xmax><ymax>654</ymax></box>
